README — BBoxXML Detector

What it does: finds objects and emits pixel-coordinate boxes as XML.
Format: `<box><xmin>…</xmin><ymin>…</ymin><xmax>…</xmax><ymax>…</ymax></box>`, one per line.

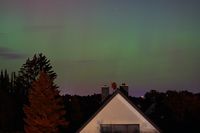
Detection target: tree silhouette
<box><xmin>16</xmin><ymin>53</ymin><xmax>56</xmax><ymax>96</ymax></box>
<box><xmin>13</xmin><ymin>53</ymin><xmax>57</xmax><ymax>130</ymax></box>
<box><xmin>0</xmin><ymin>69</ymin><xmax>18</xmax><ymax>132</ymax></box>
<box><xmin>0</xmin><ymin>70</ymin><xmax>9</xmax><ymax>91</ymax></box>
<box><xmin>24</xmin><ymin>71</ymin><xmax>68</xmax><ymax>133</ymax></box>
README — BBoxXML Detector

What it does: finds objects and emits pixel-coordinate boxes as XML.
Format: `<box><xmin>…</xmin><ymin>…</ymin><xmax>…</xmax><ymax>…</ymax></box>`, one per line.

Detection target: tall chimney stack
<box><xmin>120</xmin><ymin>83</ymin><xmax>129</xmax><ymax>96</ymax></box>
<box><xmin>101</xmin><ymin>85</ymin><xmax>109</xmax><ymax>101</ymax></box>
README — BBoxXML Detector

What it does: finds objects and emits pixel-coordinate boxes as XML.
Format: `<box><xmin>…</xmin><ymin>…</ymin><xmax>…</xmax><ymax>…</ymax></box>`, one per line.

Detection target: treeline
<box><xmin>142</xmin><ymin>90</ymin><xmax>200</xmax><ymax>132</ymax></box>
<box><xmin>0</xmin><ymin>53</ymin><xmax>66</xmax><ymax>133</ymax></box>
<box><xmin>0</xmin><ymin>53</ymin><xmax>200</xmax><ymax>133</ymax></box>
<box><xmin>0</xmin><ymin>69</ymin><xmax>21</xmax><ymax>132</ymax></box>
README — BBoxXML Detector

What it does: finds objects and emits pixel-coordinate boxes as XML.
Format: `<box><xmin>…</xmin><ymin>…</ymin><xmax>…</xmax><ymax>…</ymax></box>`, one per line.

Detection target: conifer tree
<box><xmin>0</xmin><ymin>70</ymin><xmax>18</xmax><ymax>131</ymax></box>
<box><xmin>14</xmin><ymin>53</ymin><xmax>57</xmax><ymax>130</ymax></box>
<box><xmin>16</xmin><ymin>53</ymin><xmax>56</xmax><ymax>96</ymax></box>
<box><xmin>23</xmin><ymin>71</ymin><xmax>68</xmax><ymax>133</ymax></box>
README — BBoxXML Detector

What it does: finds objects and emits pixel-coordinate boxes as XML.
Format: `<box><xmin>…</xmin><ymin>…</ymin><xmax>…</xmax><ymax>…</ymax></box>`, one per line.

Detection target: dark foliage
<box><xmin>16</xmin><ymin>53</ymin><xmax>56</xmax><ymax>97</ymax></box>
<box><xmin>143</xmin><ymin>90</ymin><xmax>200</xmax><ymax>133</ymax></box>
<box><xmin>0</xmin><ymin>54</ymin><xmax>58</xmax><ymax>132</ymax></box>
<box><xmin>0</xmin><ymin>70</ymin><xmax>20</xmax><ymax>132</ymax></box>
<box><xmin>14</xmin><ymin>53</ymin><xmax>57</xmax><ymax>131</ymax></box>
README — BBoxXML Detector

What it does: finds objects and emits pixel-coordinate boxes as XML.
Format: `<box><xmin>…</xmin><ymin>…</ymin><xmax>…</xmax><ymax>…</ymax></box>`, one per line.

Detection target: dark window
<box><xmin>101</xmin><ymin>124</ymin><xmax>112</xmax><ymax>133</ymax></box>
<box><xmin>101</xmin><ymin>124</ymin><xmax>140</xmax><ymax>133</ymax></box>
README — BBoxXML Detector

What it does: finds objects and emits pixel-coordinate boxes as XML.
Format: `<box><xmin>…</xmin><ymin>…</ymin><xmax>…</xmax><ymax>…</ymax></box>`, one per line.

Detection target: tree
<box><xmin>16</xmin><ymin>53</ymin><xmax>56</xmax><ymax>96</ymax></box>
<box><xmin>14</xmin><ymin>53</ymin><xmax>57</xmax><ymax>130</ymax></box>
<box><xmin>24</xmin><ymin>71</ymin><xmax>68</xmax><ymax>133</ymax></box>
<box><xmin>0</xmin><ymin>69</ymin><xmax>9</xmax><ymax>91</ymax></box>
<box><xmin>0</xmin><ymin>69</ymin><xmax>19</xmax><ymax>132</ymax></box>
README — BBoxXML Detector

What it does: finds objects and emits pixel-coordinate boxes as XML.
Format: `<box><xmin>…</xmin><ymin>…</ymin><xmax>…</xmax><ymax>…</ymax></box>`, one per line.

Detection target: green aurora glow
<box><xmin>0</xmin><ymin>0</ymin><xmax>200</xmax><ymax>96</ymax></box>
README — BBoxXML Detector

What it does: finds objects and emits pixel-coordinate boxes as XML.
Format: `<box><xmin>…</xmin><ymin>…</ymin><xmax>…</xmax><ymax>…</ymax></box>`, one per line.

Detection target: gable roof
<box><xmin>77</xmin><ymin>89</ymin><xmax>161</xmax><ymax>133</ymax></box>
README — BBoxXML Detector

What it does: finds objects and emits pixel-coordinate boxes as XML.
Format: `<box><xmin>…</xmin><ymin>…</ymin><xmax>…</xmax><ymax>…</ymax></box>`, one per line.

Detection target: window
<box><xmin>100</xmin><ymin>124</ymin><xmax>140</xmax><ymax>133</ymax></box>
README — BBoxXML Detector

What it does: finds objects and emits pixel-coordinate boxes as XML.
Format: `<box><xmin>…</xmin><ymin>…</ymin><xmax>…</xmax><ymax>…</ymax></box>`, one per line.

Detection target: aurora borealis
<box><xmin>0</xmin><ymin>0</ymin><xmax>200</xmax><ymax>96</ymax></box>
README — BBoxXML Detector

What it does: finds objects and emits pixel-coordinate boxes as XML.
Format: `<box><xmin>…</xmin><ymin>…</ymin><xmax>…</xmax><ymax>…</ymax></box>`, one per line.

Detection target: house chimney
<box><xmin>101</xmin><ymin>85</ymin><xmax>109</xmax><ymax>101</ymax></box>
<box><xmin>120</xmin><ymin>83</ymin><xmax>129</xmax><ymax>96</ymax></box>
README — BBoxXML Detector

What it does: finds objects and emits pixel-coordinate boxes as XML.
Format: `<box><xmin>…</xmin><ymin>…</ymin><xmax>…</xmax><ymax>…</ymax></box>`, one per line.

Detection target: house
<box><xmin>77</xmin><ymin>87</ymin><xmax>161</xmax><ymax>133</ymax></box>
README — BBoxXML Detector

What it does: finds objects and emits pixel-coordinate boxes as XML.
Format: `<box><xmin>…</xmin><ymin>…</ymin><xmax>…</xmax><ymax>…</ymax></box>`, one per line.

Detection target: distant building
<box><xmin>77</xmin><ymin>89</ymin><xmax>161</xmax><ymax>133</ymax></box>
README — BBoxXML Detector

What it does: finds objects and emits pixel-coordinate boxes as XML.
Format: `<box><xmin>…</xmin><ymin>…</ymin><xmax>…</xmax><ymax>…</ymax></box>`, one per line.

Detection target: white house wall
<box><xmin>79</xmin><ymin>94</ymin><xmax>160</xmax><ymax>133</ymax></box>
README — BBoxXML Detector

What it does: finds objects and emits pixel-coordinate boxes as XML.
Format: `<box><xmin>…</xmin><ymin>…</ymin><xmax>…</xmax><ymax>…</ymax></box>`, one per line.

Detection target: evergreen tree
<box><xmin>0</xmin><ymin>70</ymin><xmax>18</xmax><ymax>132</ymax></box>
<box><xmin>14</xmin><ymin>53</ymin><xmax>57</xmax><ymax>131</ymax></box>
<box><xmin>0</xmin><ymin>69</ymin><xmax>9</xmax><ymax>91</ymax></box>
<box><xmin>24</xmin><ymin>71</ymin><xmax>68</xmax><ymax>133</ymax></box>
<box><xmin>16</xmin><ymin>53</ymin><xmax>56</xmax><ymax>96</ymax></box>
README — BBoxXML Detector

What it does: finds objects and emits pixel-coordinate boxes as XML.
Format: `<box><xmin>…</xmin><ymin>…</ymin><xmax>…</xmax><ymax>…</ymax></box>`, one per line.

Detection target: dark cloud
<box><xmin>0</xmin><ymin>46</ymin><xmax>27</xmax><ymax>60</ymax></box>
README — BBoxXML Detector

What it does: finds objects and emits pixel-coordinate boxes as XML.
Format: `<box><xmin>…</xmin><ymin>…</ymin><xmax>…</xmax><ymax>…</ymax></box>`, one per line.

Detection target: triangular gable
<box><xmin>77</xmin><ymin>90</ymin><xmax>161</xmax><ymax>133</ymax></box>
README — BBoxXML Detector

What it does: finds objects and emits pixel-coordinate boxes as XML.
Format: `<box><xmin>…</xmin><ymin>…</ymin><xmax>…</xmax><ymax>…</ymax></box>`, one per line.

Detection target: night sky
<box><xmin>0</xmin><ymin>0</ymin><xmax>200</xmax><ymax>96</ymax></box>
